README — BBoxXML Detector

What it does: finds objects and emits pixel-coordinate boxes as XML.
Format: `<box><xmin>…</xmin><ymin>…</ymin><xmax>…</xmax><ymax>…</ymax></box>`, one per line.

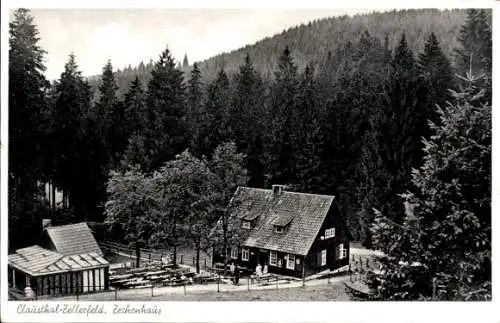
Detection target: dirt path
<box><xmin>47</xmin><ymin>274</ymin><xmax>351</xmax><ymax>301</ymax></box>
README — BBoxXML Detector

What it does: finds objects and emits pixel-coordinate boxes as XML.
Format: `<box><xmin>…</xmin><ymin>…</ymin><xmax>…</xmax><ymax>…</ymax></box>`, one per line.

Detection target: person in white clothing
<box><xmin>263</xmin><ymin>264</ymin><xmax>268</xmax><ymax>275</ymax></box>
<box><xmin>255</xmin><ymin>263</ymin><xmax>262</xmax><ymax>277</ymax></box>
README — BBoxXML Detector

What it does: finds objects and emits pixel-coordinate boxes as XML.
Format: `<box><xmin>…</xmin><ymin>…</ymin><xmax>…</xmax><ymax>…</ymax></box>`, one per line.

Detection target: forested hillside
<box><xmin>9</xmin><ymin>8</ymin><xmax>491</xmax><ymax>300</ymax></box>
<box><xmin>87</xmin><ymin>9</ymin><xmax>468</xmax><ymax>98</ymax></box>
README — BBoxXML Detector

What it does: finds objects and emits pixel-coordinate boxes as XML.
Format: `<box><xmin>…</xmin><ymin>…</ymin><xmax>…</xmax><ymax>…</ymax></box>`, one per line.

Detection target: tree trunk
<box><xmin>172</xmin><ymin>216</ymin><xmax>177</xmax><ymax>268</ymax></box>
<box><xmin>196</xmin><ymin>239</ymin><xmax>201</xmax><ymax>274</ymax></box>
<box><xmin>51</xmin><ymin>181</ymin><xmax>56</xmax><ymax>211</ymax></box>
<box><xmin>135</xmin><ymin>240</ymin><xmax>141</xmax><ymax>268</ymax></box>
<box><xmin>173</xmin><ymin>244</ymin><xmax>177</xmax><ymax>268</ymax></box>
<box><xmin>223</xmin><ymin>217</ymin><xmax>228</xmax><ymax>277</ymax></box>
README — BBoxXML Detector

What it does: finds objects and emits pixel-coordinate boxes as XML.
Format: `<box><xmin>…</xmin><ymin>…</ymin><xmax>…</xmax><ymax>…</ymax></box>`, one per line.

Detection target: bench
<box><xmin>251</xmin><ymin>273</ymin><xmax>274</xmax><ymax>285</ymax></box>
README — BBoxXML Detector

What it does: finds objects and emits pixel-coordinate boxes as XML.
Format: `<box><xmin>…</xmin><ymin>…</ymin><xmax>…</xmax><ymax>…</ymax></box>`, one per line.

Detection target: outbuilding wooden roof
<box><xmin>229</xmin><ymin>187</ymin><xmax>335</xmax><ymax>256</ymax></box>
<box><xmin>8</xmin><ymin>245</ymin><xmax>108</xmax><ymax>277</ymax></box>
<box><xmin>44</xmin><ymin>222</ymin><xmax>103</xmax><ymax>256</ymax></box>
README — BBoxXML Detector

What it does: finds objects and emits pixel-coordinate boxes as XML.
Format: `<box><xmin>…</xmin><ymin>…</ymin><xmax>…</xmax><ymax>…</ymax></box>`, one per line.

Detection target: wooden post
<box><xmin>302</xmin><ymin>263</ymin><xmax>305</xmax><ymax>287</ymax></box>
<box><xmin>115</xmin><ymin>288</ymin><xmax>117</xmax><ymax>300</ymax></box>
<box><xmin>276</xmin><ymin>276</ymin><xmax>279</xmax><ymax>289</ymax></box>
<box><xmin>247</xmin><ymin>276</ymin><xmax>250</xmax><ymax>291</ymax></box>
<box><xmin>184</xmin><ymin>282</ymin><xmax>187</xmax><ymax>295</ymax></box>
<box><xmin>151</xmin><ymin>284</ymin><xmax>154</xmax><ymax>297</ymax></box>
<box><xmin>217</xmin><ymin>271</ymin><xmax>220</xmax><ymax>293</ymax></box>
<box><xmin>432</xmin><ymin>278</ymin><xmax>436</xmax><ymax>300</ymax></box>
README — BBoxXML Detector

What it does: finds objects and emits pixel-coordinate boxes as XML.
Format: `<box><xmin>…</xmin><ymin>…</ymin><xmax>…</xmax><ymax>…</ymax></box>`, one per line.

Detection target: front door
<box><xmin>247</xmin><ymin>249</ymin><xmax>257</xmax><ymax>271</ymax></box>
<box><xmin>258</xmin><ymin>249</ymin><xmax>269</xmax><ymax>266</ymax></box>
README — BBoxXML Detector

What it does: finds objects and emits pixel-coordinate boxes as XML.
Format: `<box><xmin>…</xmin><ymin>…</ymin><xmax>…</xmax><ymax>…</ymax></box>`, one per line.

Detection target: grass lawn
<box><xmin>116</xmin><ymin>283</ymin><xmax>350</xmax><ymax>301</ymax></box>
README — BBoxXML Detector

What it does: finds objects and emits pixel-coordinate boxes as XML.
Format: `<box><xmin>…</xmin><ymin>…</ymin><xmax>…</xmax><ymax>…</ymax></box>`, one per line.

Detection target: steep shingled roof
<box><xmin>229</xmin><ymin>187</ymin><xmax>335</xmax><ymax>256</ymax></box>
<box><xmin>44</xmin><ymin>222</ymin><xmax>103</xmax><ymax>256</ymax></box>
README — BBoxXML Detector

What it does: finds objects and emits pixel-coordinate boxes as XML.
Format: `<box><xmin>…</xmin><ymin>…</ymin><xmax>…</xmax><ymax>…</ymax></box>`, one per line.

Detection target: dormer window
<box><xmin>242</xmin><ymin>221</ymin><xmax>251</xmax><ymax>229</ymax></box>
<box><xmin>272</xmin><ymin>213</ymin><xmax>293</xmax><ymax>233</ymax></box>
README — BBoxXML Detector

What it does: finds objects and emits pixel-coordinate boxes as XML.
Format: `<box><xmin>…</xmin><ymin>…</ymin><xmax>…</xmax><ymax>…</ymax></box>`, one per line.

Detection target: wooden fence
<box><xmin>98</xmin><ymin>240</ymin><xmax>213</xmax><ymax>269</ymax></box>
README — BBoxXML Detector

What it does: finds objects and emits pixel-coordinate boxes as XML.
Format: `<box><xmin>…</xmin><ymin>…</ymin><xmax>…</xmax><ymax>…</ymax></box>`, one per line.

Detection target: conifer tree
<box><xmin>293</xmin><ymin>64</ymin><xmax>326</xmax><ymax>193</ymax></box>
<box><xmin>369</xmin><ymin>74</ymin><xmax>491</xmax><ymax>300</ymax></box>
<box><xmin>230</xmin><ymin>53</ymin><xmax>265</xmax><ymax>149</ymax></box>
<box><xmin>95</xmin><ymin>60</ymin><xmax>125</xmax><ymax>169</ymax></box>
<box><xmin>53</xmin><ymin>53</ymin><xmax>93</xmax><ymax>219</ymax></box>
<box><xmin>198</xmin><ymin>69</ymin><xmax>231</xmax><ymax>157</ymax></box>
<box><xmin>120</xmin><ymin>76</ymin><xmax>148</xmax><ymax>171</ymax></box>
<box><xmin>266</xmin><ymin>46</ymin><xmax>299</xmax><ymax>186</ymax></box>
<box><xmin>8</xmin><ymin>8</ymin><xmax>51</xmax><ymax>249</ymax></box>
<box><xmin>122</xmin><ymin>76</ymin><xmax>145</xmax><ymax>140</ymax></box>
<box><xmin>374</xmin><ymin>33</ymin><xmax>423</xmax><ymax>222</ymax></box>
<box><xmin>417</xmin><ymin>32</ymin><xmax>455</xmax><ymax>129</ymax></box>
<box><xmin>143</xmin><ymin>47</ymin><xmax>187</xmax><ymax>173</ymax></box>
<box><xmin>231</xmin><ymin>54</ymin><xmax>266</xmax><ymax>187</ymax></box>
<box><xmin>187</xmin><ymin>63</ymin><xmax>204</xmax><ymax>157</ymax></box>
<box><xmin>454</xmin><ymin>9</ymin><xmax>492</xmax><ymax>102</ymax></box>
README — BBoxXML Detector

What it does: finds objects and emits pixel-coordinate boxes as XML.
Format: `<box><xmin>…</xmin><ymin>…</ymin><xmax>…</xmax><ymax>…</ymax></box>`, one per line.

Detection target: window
<box><xmin>325</xmin><ymin>228</ymin><xmax>335</xmax><ymax>239</ymax></box>
<box><xmin>286</xmin><ymin>254</ymin><xmax>295</xmax><ymax>270</ymax></box>
<box><xmin>275</xmin><ymin>226</ymin><xmax>283</xmax><ymax>233</ymax></box>
<box><xmin>270</xmin><ymin>251</ymin><xmax>278</xmax><ymax>266</ymax></box>
<box><xmin>242</xmin><ymin>248</ymin><xmax>250</xmax><ymax>261</ymax></box>
<box><xmin>242</xmin><ymin>221</ymin><xmax>251</xmax><ymax>229</ymax></box>
<box><xmin>231</xmin><ymin>247</ymin><xmax>238</xmax><ymax>259</ymax></box>
<box><xmin>321</xmin><ymin>250</ymin><xmax>327</xmax><ymax>266</ymax></box>
<box><xmin>338</xmin><ymin>243</ymin><xmax>347</xmax><ymax>259</ymax></box>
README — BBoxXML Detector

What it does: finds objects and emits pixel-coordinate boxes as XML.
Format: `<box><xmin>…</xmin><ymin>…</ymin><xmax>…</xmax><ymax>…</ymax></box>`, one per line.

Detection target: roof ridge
<box><xmin>239</xmin><ymin>186</ymin><xmax>335</xmax><ymax>199</ymax></box>
<box><xmin>45</xmin><ymin>222</ymin><xmax>89</xmax><ymax>233</ymax></box>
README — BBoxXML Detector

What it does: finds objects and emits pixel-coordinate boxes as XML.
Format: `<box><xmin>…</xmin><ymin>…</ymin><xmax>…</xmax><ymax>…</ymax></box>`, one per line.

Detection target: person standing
<box><xmin>230</xmin><ymin>262</ymin><xmax>236</xmax><ymax>284</ymax></box>
<box><xmin>234</xmin><ymin>264</ymin><xmax>240</xmax><ymax>285</ymax></box>
<box><xmin>256</xmin><ymin>263</ymin><xmax>262</xmax><ymax>277</ymax></box>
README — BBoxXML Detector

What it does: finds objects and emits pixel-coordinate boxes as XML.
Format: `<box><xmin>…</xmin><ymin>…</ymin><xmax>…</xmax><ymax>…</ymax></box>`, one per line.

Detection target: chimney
<box><xmin>272</xmin><ymin>185</ymin><xmax>285</xmax><ymax>195</ymax></box>
<box><xmin>42</xmin><ymin>219</ymin><xmax>51</xmax><ymax>230</ymax></box>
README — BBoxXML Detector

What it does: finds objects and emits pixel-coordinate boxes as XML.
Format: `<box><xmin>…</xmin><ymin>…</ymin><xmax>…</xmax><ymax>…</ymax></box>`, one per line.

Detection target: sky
<box><xmin>25</xmin><ymin>9</ymin><xmax>383</xmax><ymax>80</ymax></box>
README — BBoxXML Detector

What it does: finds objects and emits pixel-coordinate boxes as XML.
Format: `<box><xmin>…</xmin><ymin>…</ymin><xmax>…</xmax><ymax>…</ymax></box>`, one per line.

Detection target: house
<box><xmin>8</xmin><ymin>221</ymin><xmax>109</xmax><ymax>297</ymax></box>
<box><xmin>213</xmin><ymin>185</ymin><xmax>351</xmax><ymax>278</ymax></box>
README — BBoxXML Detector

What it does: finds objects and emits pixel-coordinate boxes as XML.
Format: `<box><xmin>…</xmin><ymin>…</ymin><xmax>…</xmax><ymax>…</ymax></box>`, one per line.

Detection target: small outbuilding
<box><xmin>8</xmin><ymin>221</ymin><xmax>109</xmax><ymax>297</ymax></box>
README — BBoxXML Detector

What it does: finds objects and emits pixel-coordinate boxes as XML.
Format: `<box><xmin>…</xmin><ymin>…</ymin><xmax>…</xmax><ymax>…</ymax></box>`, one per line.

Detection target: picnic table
<box><xmin>109</xmin><ymin>273</ymin><xmax>134</xmax><ymax>281</ymax></box>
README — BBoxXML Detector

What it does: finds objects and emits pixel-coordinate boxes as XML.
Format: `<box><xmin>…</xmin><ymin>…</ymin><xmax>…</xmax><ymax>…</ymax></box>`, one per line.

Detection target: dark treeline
<box><xmin>87</xmin><ymin>9</ymin><xmax>470</xmax><ymax>99</ymax></box>
<box><xmin>9</xmin><ymin>9</ymin><xmax>491</xmax><ymax>299</ymax></box>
